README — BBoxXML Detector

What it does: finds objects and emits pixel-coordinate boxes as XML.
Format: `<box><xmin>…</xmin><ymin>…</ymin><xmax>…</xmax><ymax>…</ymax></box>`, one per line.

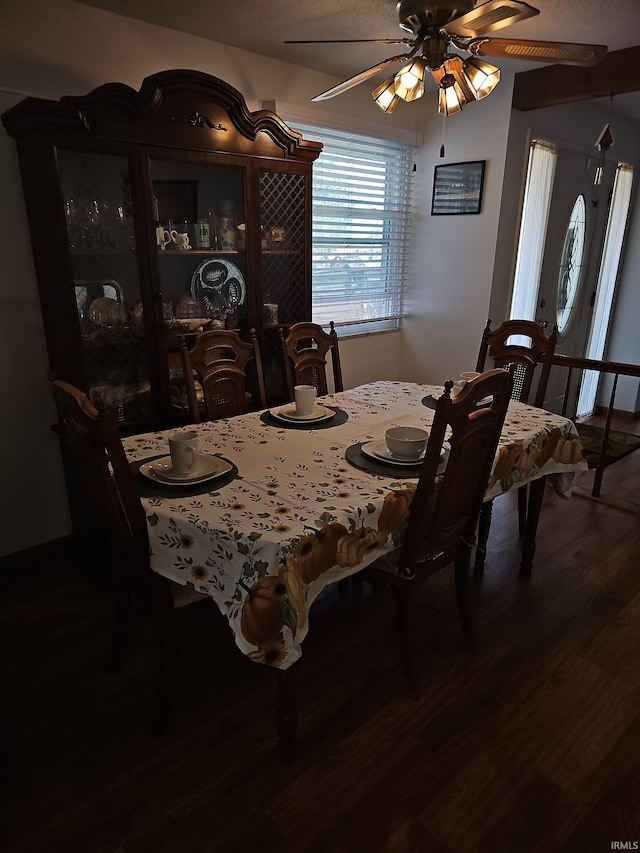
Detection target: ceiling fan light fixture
<box><xmin>372</xmin><ymin>76</ymin><xmax>400</xmax><ymax>114</ymax></box>
<box><xmin>432</xmin><ymin>56</ymin><xmax>474</xmax><ymax>114</ymax></box>
<box><xmin>295</xmin><ymin>0</ymin><xmax>608</xmax><ymax>119</ymax></box>
<box><xmin>433</xmin><ymin>57</ymin><xmax>476</xmax><ymax>97</ymax></box>
<box><xmin>438</xmin><ymin>82</ymin><xmax>468</xmax><ymax>115</ymax></box>
<box><xmin>462</xmin><ymin>57</ymin><xmax>501</xmax><ymax>99</ymax></box>
<box><xmin>393</xmin><ymin>57</ymin><xmax>427</xmax><ymax>102</ymax></box>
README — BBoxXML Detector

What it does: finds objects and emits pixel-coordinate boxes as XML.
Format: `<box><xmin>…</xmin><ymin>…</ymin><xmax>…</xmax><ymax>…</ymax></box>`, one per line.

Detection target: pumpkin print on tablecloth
<box><xmin>534</xmin><ymin>426</ymin><xmax>563</xmax><ymax>468</ymax></box>
<box><xmin>488</xmin><ymin>442</ymin><xmax>521</xmax><ymax>490</ymax></box>
<box><xmin>240</xmin><ymin>575</ymin><xmax>287</xmax><ymax>646</ymax></box>
<box><xmin>336</xmin><ymin>526</ymin><xmax>386</xmax><ymax>568</ymax></box>
<box><xmin>293</xmin><ymin>522</ymin><xmax>348</xmax><ymax>584</ymax></box>
<box><xmin>376</xmin><ymin>488</ymin><xmax>416</xmax><ymax>537</ymax></box>
<box><xmin>240</xmin><ymin>558</ymin><xmax>306</xmax><ymax>651</ymax></box>
<box><xmin>553</xmin><ymin>435</ymin><xmax>585</xmax><ymax>464</ymax></box>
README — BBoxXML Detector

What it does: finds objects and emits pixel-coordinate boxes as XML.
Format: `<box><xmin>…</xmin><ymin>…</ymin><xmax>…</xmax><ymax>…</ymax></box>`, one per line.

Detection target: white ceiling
<box><xmin>74</xmin><ymin>0</ymin><xmax>640</xmax><ymax>120</ymax></box>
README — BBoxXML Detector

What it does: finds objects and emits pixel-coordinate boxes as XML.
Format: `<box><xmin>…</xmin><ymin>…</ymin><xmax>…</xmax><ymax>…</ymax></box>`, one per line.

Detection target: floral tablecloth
<box><xmin>122</xmin><ymin>381</ymin><xmax>587</xmax><ymax>669</ymax></box>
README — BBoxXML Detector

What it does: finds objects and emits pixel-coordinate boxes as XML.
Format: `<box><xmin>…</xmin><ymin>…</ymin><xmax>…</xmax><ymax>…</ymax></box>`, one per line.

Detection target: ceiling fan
<box><xmin>286</xmin><ymin>0</ymin><xmax>607</xmax><ymax>115</ymax></box>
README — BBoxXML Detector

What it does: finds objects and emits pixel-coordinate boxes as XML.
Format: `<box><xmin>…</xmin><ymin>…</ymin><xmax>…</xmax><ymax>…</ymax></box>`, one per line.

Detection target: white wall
<box><xmin>400</xmin><ymin>80</ymin><xmax>515</xmax><ymax>385</ymax></box>
<box><xmin>0</xmin><ymin>90</ymin><xmax>68</xmax><ymax>550</ymax></box>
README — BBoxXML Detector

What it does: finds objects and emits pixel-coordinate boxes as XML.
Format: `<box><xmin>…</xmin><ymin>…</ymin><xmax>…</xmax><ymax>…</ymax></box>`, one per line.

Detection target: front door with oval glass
<box><xmin>534</xmin><ymin>147</ymin><xmax>614</xmax><ymax>414</ymax></box>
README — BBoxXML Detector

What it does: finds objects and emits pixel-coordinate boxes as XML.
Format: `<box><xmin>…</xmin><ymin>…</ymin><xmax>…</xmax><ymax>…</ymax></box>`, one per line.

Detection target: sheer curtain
<box><xmin>509</xmin><ymin>140</ymin><xmax>558</xmax><ymax>327</ymax></box>
<box><xmin>576</xmin><ymin>163</ymin><xmax>634</xmax><ymax>418</ymax></box>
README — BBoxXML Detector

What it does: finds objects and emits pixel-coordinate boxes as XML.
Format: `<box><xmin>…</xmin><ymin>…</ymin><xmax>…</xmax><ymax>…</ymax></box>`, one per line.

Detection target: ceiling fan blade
<box><xmin>469</xmin><ymin>37</ymin><xmax>607</xmax><ymax>66</ymax></box>
<box><xmin>285</xmin><ymin>38</ymin><xmax>414</xmax><ymax>45</ymax></box>
<box><xmin>444</xmin><ymin>0</ymin><xmax>539</xmax><ymax>38</ymax></box>
<box><xmin>311</xmin><ymin>53</ymin><xmax>415</xmax><ymax>101</ymax></box>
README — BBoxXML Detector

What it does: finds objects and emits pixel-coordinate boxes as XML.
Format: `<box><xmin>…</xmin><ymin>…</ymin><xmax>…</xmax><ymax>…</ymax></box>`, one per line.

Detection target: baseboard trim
<box><xmin>574</xmin><ymin>486</ymin><xmax>640</xmax><ymax>516</ymax></box>
<box><xmin>594</xmin><ymin>405</ymin><xmax>640</xmax><ymax>421</ymax></box>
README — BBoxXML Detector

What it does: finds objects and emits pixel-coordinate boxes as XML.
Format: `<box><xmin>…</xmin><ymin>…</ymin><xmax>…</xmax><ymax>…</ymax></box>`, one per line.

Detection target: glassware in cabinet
<box><xmin>58</xmin><ymin>149</ymin><xmax>151</xmax><ymax>425</ymax></box>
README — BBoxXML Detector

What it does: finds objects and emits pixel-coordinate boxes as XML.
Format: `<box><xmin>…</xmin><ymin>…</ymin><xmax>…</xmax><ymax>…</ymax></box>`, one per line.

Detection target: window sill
<box><xmin>337</xmin><ymin>326</ymin><xmax>402</xmax><ymax>341</ymax></box>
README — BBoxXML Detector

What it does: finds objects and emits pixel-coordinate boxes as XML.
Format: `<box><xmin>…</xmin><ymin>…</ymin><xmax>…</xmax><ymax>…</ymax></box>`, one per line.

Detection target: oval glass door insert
<box><xmin>556</xmin><ymin>194</ymin><xmax>586</xmax><ymax>333</ymax></box>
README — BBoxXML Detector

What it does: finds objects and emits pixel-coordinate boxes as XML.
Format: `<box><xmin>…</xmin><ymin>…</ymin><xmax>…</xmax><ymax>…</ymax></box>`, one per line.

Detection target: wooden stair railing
<box><xmin>549</xmin><ymin>353</ymin><xmax>640</xmax><ymax>498</ymax></box>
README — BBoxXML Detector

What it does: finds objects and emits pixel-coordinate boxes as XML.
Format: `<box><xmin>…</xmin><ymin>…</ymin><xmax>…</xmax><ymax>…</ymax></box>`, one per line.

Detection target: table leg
<box><xmin>277</xmin><ymin>667</ymin><xmax>297</xmax><ymax>761</ymax></box>
<box><xmin>520</xmin><ymin>476</ymin><xmax>546</xmax><ymax>577</ymax></box>
<box><xmin>474</xmin><ymin>500</ymin><xmax>493</xmax><ymax>578</ymax></box>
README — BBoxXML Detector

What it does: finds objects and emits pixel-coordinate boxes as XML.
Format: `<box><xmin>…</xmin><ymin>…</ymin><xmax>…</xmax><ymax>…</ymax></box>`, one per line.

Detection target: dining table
<box><xmin>122</xmin><ymin>380</ymin><xmax>588</xmax><ymax>673</ymax></box>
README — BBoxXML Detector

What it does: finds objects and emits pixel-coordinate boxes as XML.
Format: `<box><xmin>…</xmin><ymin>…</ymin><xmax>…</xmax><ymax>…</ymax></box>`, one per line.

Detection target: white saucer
<box><xmin>361</xmin><ymin>440</ymin><xmax>425</xmax><ymax>465</ymax></box>
<box><xmin>139</xmin><ymin>453</ymin><xmax>232</xmax><ymax>485</ymax></box>
<box><xmin>270</xmin><ymin>403</ymin><xmax>335</xmax><ymax>423</ymax></box>
<box><xmin>434</xmin><ymin>391</ymin><xmax>492</xmax><ymax>406</ymax></box>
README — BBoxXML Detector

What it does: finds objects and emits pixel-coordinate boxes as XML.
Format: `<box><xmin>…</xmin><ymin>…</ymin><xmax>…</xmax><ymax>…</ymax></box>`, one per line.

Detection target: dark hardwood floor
<box><xmin>2</xmin><ymin>439</ymin><xmax>639</xmax><ymax>853</ymax></box>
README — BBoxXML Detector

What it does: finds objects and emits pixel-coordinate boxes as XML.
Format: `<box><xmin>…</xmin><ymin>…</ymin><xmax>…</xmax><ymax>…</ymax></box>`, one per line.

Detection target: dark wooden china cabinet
<box><xmin>3</xmin><ymin>70</ymin><xmax>322</xmax><ymax>430</ymax></box>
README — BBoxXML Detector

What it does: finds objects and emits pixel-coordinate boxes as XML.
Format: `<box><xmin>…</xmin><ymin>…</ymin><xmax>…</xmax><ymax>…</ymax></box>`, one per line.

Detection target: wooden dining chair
<box><xmin>279</xmin><ymin>321</ymin><xmax>344</xmax><ymax>398</ymax></box>
<box><xmin>49</xmin><ymin>377</ymin><xmax>210</xmax><ymax>732</ymax></box>
<box><xmin>368</xmin><ymin>369</ymin><xmax>512</xmax><ymax>693</ymax></box>
<box><xmin>181</xmin><ymin>328</ymin><xmax>267</xmax><ymax>422</ymax></box>
<box><xmin>476</xmin><ymin>319</ymin><xmax>557</xmax><ymax>408</ymax></box>
<box><xmin>474</xmin><ymin>319</ymin><xmax>558</xmax><ymax>574</ymax></box>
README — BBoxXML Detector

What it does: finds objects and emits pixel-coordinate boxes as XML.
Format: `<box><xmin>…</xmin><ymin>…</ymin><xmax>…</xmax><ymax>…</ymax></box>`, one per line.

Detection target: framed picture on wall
<box><xmin>431</xmin><ymin>160</ymin><xmax>486</xmax><ymax>215</ymax></box>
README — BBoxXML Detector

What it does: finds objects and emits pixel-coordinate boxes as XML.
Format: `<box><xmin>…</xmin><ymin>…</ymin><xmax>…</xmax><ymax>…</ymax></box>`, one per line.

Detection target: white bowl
<box><xmin>385</xmin><ymin>426</ymin><xmax>429</xmax><ymax>459</ymax></box>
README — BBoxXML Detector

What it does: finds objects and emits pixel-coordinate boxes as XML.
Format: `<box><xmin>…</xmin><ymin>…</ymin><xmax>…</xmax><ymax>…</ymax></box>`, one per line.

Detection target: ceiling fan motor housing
<box><xmin>397</xmin><ymin>0</ymin><xmax>476</xmax><ymax>35</ymax></box>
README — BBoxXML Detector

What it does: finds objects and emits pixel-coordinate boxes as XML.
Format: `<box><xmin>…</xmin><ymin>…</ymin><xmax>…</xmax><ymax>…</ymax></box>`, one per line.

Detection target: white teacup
<box><xmin>453</xmin><ymin>371</ymin><xmax>480</xmax><ymax>396</ymax></box>
<box><xmin>169</xmin><ymin>430</ymin><xmax>198</xmax><ymax>476</ymax></box>
<box><xmin>156</xmin><ymin>226</ymin><xmax>171</xmax><ymax>250</ymax></box>
<box><xmin>294</xmin><ymin>384</ymin><xmax>316</xmax><ymax>416</ymax></box>
<box><xmin>170</xmin><ymin>230</ymin><xmax>191</xmax><ymax>250</ymax></box>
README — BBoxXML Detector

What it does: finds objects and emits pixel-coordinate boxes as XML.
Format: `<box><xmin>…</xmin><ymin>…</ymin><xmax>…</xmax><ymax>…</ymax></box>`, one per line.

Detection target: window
<box><xmin>577</xmin><ymin>162</ymin><xmax>634</xmax><ymax>418</ymax></box>
<box><xmin>510</xmin><ymin>139</ymin><xmax>557</xmax><ymax>325</ymax></box>
<box><xmin>293</xmin><ymin>123</ymin><xmax>414</xmax><ymax>334</ymax></box>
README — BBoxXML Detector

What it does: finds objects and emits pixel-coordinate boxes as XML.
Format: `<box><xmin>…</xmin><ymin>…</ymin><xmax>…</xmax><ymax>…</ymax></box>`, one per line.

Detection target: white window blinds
<box><xmin>293</xmin><ymin>123</ymin><xmax>414</xmax><ymax>333</ymax></box>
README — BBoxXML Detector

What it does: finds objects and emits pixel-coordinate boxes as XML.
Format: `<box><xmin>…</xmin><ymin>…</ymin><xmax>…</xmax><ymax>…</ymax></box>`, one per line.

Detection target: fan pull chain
<box><xmin>440</xmin><ymin>113</ymin><xmax>446</xmax><ymax>158</ymax></box>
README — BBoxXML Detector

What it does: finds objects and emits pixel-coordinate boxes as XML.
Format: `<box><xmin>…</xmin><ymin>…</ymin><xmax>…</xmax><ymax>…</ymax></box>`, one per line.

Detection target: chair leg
<box><xmin>517</xmin><ymin>484</ymin><xmax>528</xmax><ymax>538</ymax></box>
<box><xmin>110</xmin><ymin>573</ymin><xmax>131</xmax><ymax>673</ymax></box>
<box><xmin>520</xmin><ymin>476</ymin><xmax>546</xmax><ymax>577</ymax></box>
<box><xmin>277</xmin><ymin>668</ymin><xmax>297</xmax><ymax>761</ymax></box>
<box><xmin>455</xmin><ymin>543</ymin><xmax>476</xmax><ymax>652</ymax></box>
<box><xmin>394</xmin><ymin>576</ymin><xmax>418</xmax><ymax>697</ymax></box>
<box><xmin>149</xmin><ymin>577</ymin><xmax>179</xmax><ymax>735</ymax></box>
<box><xmin>474</xmin><ymin>501</ymin><xmax>493</xmax><ymax>578</ymax></box>
<box><xmin>338</xmin><ymin>577</ymin><xmax>351</xmax><ymax>601</ymax></box>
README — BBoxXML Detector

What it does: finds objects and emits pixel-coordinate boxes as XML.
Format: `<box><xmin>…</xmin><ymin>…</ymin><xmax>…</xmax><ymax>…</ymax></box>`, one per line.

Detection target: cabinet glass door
<box><xmin>150</xmin><ymin>159</ymin><xmax>247</xmax><ymax>417</ymax></box>
<box><xmin>58</xmin><ymin>149</ymin><xmax>151</xmax><ymax>425</ymax></box>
